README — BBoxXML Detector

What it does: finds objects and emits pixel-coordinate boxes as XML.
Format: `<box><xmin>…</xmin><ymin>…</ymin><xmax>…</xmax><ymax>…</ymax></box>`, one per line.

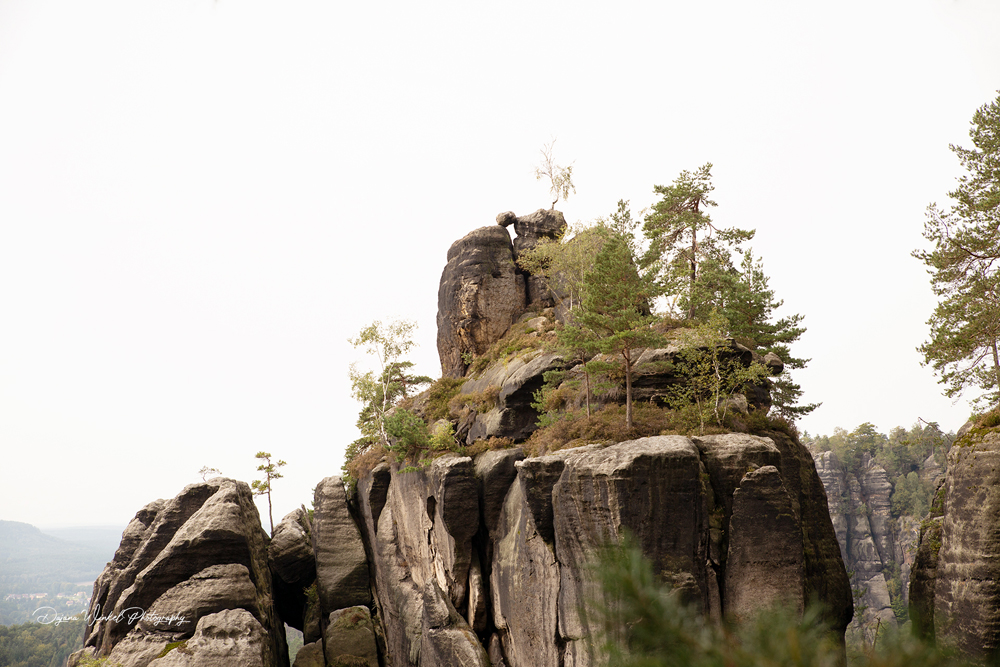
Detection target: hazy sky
<box><xmin>1</xmin><ymin>1</ymin><xmax>999</xmax><ymax>529</ymax></box>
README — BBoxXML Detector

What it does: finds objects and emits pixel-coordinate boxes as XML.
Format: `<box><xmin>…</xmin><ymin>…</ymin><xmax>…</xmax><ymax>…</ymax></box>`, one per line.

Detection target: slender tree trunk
<box><xmin>267</xmin><ymin>488</ymin><xmax>274</xmax><ymax>535</ymax></box>
<box><xmin>624</xmin><ymin>347</ymin><xmax>633</xmax><ymax>429</ymax></box>
<box><xmin>689</xmin><ymin>227</ymin><xmax>698</xmax><ymax>320</ymax></box>
<box><xmin>585</xmin><ymin>364</ymin><xmax>592</xmax><ymax>418</ymax></box>
<box><xmin>993</xmin><ymin>338</ymin><xmax>1000</xmax><ymax>406</ymax></box>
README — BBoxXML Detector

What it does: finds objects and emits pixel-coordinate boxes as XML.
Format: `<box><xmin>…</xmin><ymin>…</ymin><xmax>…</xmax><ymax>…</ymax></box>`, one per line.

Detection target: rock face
<box><xmin>75</xmin><ymin>479</ymin><xmax>287</xmax><ymax>667</ymax></box>
<box><xmin>356</xmin><ymin>432</ymin><xmax>851</xmax><ymax>667</ymax></box>
<box><xmin>725</xmin><ymin>465</ymin><xmax>804</xmax><ymax>621</ymax></box>
<box><xmin>268</xmin><ymin>508</ymin><xmax>315</xmax><ymax>635</ymax></box>
<box><xmin>148</xmin><ymin>609</ymin><xmax>272</xmax><ymax>667</ymax></box>
<box><xmin>437</xmin><ymin>226</ymin><xmax>527</xmax><ymax>378</ymax></box>
<box><xmin>910</xmin><ymin>430</ymin><xmax>1000</xmax><ymax>657</ymax></box>
<box><xmin>312</xmin><ymin>477</ymin><xmax>370</xmax><ymax>614</ymax></box>
<box><xmin>437</xmin><ymin>211</ymin><xmax>570</xmax><ymax>378</ymax></box>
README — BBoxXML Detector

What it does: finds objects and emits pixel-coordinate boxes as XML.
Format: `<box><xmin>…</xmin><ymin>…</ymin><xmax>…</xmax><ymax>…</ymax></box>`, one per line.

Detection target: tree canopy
<box><xmin>915</xmin><ymin>92</ymin><xmax>1000</xmax><ymax>411</ymax></box>
<box><xmin>571</xmin><ymin>228</ymin><xmax>664</xmax><ymax>429</ymax></box>
<box><xmin>641</xmin><ymin>163</ymin><xmax>754</xmax><ymax>320</ymax></box>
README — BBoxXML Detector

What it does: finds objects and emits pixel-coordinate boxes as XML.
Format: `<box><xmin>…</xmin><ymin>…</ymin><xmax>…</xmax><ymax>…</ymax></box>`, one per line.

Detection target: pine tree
<box><xmin>572</xmin><ymin>232</ymin><xmax>664</xmax><ymax>429</ymax></box>
<box><xmin>914</xmin><ymin>93</ymin><xmax>1000</xmax><ymax>410</ymax></box>
<box><xmin>251</xmin><ymin>451</ymin><xmax>286</xmax><ymax>535</ymax></box>
<box><xmin>641</xmin><ymin>164</ymin><xmax>754</xmax><ymax>320</ymax></box>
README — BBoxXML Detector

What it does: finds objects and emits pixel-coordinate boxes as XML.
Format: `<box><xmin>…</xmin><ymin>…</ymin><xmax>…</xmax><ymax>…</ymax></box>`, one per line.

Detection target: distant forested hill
<box><xmin>0</xmin><ymin>520</ymin><xmax>123</xmax><ymax>625</ymax></box>
<box><xmin>0</xmin><ymin>521</ymin><xmax>115</xmax><ymax>588</ymax></box>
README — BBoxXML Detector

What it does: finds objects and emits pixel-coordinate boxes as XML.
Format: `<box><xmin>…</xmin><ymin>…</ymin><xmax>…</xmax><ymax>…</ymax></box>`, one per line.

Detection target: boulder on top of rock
<box><xmin>507</xmin><ymin>208</ymin><xmax>567</xmax><ymax>259</ymax></box>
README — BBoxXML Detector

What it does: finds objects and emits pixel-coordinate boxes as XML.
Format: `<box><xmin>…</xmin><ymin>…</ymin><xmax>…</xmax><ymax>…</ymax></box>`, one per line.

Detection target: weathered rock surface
<box><xmin>78</xmin><ymin>479</ymin><xmax>286</xmax><ymax>667</ymax></box>
<box><xmin>725</xmin><ymin>466</ymin><xmax>804</xmax><ymax>620</ymax></box>
<box><xmin>459</xmin><ymin>350</ymin><xmax>566</xmax><ymax>444</ymax></box>
<box><xmin>502</xmin><ymin>208</ymin><xmax>567</xmax><ymax>260</ymax></box>
<box><xmin>911</xmin><ymin>516</ymin><xmax>942</xmax><ymax>642</ymax></box>
<box><xmin>269</xmin><ymin>508</ymin><xmax>315</xmax><ymax>633</ymax></box>
<box><xmin>915</xmin><ymin>431</ymin><xmax>1000</xmax><ymax>657</ymax></box>
<box><xmin>437</xmin><ymin>226</ymin><xmax>526</xmax><ymax>378</ymax></box>
<box><xmin>291</xmin><ymin>641</ymin><xmax>324</xmax><ymax>667</ymax></box>
<box><xmin>812</xmin><ymin>451</ymin><xmax>850</xmax><ymax>563</ymax></box>
<box><xmin>357</xmin><ymin>456</ymin><xmax>484</xmax><ymax>666</ymax></box>
<box><xmin>809</xmin><ymin>448</ymin><xmax>906</xmax><ymax>631</ymax></box>
<box><xmin>312</xmin><ymin>476</ymin><xmax>369</xmax><ymax>615</ymax></box>
<box><xmin>506</xmin><ymin>208</ymin><xmax>567</xmax><ymax>308</ymax></box>
<box><xmin>324</xmin><ymin>606</ymin><xmax>379</xmax><ymax>667</ymax></box>
<box><xmin>147</xmin><ymin>609</ymin><xmax>271</xmax><ymax>667</ymax></box>
<box><xmin>351</xmin><ymin>432</ymin><xmax>848</xmax><ymax>667</ymax></box>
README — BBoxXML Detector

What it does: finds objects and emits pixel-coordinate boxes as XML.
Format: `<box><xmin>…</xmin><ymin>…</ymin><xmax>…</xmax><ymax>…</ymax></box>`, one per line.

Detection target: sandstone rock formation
<box><xmin>312</xmin><ymin>477</ymin><xmax>369</xmax><ymax>614</ymax></box>
<box><xmin>355</xmin><ymin>432</ymin><xmax>851</xmax><ymax>667</ymax></box>
<box><xmin>457</xmin><ymin>349</ymin><xmax>567</xmax><ymax>444</ymax></box>
<box><xmin>437</xmin><ymin>226</ymin><xmax>526</xmax><ymax>378</ymax></box>
<box><xmin>498</xmin><ymin>208</ymin><xmax>567</xmax><ymax>307</ymax></box>
<box><xmin>268</xmin><ymin>508</ymin><xmax>315</xmax><ymax>636</ymax></box>
<box><xmin>911</xmin><ymin>429</ymin><xmax>1000</xmax><ymax>657</ymax></box>
<box><xmin>437</xmin><ymin>210</ymin><xmax>571</xmax><ymax>378</ymax></box>
<box><xmin>73</xmin><ymin>478</ymin><xmax>286</xmax><ymax>667</ymax></box>
<box><xmin>810</xmin><ymin>450</ymin><xmax>904</xmax><ymax>630</ymax></box>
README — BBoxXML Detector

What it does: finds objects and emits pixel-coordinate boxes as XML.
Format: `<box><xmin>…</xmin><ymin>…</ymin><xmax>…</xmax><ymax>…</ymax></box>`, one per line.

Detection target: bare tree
<box><xmin>534</xmin><ymin>139</ymin><xmax>576</xmax><ymax>210</ymax></box>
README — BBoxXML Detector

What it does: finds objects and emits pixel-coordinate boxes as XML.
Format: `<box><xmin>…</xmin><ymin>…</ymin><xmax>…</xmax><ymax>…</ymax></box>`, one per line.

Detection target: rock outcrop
<box><xmin>355</xmin><ymin>431</ymin><xmax>851</xmax><ymax>667</ymax></box>
<box><xmin>73</xmin><ymin>478</ymin><xmax>287</xmax><ymax>667</ymax></box>
<box><xmin>911</xmin><ymin>429</ymin><xmax>1000</xmax><ymax>658</ymax></box>
<box><xmin>437</xmin><ymin>226</ymin><xmax>527</xmax><ymax>379</ymax></box>
<box><xmin>498</xmin><ymin>208</ymin><xmax>567</xmax><ymax>307</ymax></box>
<box><xmin>810</xmin><ymin>450</ymin><xmax>907</xmax><ymax>630</ymax></box>
<box><xmin>437</xmin><ymin>210</ymin><xmax>570</xmax><ymax>378</ymax></box>
<box><xmin>82</xmin><ymin>215</ymin><xmax>858</xmax><ymax>666</ymax></box>
<box><xmin>268</xmin><ymin>508</ymin><xmax>315</xmax><ymax>637</ymax></box>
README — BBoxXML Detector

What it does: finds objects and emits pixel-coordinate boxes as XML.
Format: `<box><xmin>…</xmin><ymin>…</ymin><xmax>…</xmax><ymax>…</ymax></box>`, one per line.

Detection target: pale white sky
<box><xmin>1</xmin><ymin>0</ymin><xmax>998</xmax><ymax>529</ymax></box>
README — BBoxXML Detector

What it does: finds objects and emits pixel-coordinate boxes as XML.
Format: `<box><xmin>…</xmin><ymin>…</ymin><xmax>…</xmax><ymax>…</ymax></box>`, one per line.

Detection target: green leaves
<box><xmin>348</xmin><ymin>320</ymin><xmax>430</xmax><ymax>457</ymax></box>
<box><xmin>641</xmin><ymin>163</ymin><xmax>755</xmax><ymax>320</ymax></box>
<box><xmin>915</xmin><ymin>93</ymin><xmax>1000</xmax><ymax>411</ymax></box>
<box><xmin>252</xmin><ymin>451</ymin><xmax>286</xmax><ymax>534</ymax></box>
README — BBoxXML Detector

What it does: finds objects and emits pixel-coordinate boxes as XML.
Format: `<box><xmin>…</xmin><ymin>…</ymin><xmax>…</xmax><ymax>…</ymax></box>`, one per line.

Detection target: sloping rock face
<box><xmin>437</xmin><ymin>226</ymin><xmax>527</xmax><ymax>378</ymax></box>
<box><xmin>75</xmin><ymin>479</ymin><xmax>287</xmax><ymax>667</ymax></box>
<box><xmin>911</xmin><ymin>430</ymin><xmax>1000</xmax><ymax>658</ymax></box>
<box><xmin>356</xmin><ymin>431</ymin><xmax>851</xmax><ymax>667</ymax></box>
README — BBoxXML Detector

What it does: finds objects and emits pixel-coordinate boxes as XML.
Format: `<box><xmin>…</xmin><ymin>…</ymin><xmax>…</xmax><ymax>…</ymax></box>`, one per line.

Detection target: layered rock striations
<box><xmin>71</xmin><ymin>478</ymin><xmax>286</xmax><ymax>667</ymax></box>
<box><xmin>810</xmin><ymin>446</ymin><xmax>949</xmax><ymax>635</ymax></box>
<box><xmin>82</xmin><ymin>215</ymin><xmax>855</xmax><ymax>665</ymax></box>
<box><xmin>354</xmin><ymin>432</ymin><xmax>851</xmax><ymax>667</ymax></box>
<box><xmin>910</xmin><ymin>428</ymin><xmax>1000</xmax><ymax>658</ymax></box>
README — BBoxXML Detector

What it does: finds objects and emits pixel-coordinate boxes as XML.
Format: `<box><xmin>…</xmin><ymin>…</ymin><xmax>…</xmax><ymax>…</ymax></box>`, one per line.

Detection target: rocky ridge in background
<box><xmin>809</xmin><ymin>445</ymin><xmax>945</xmax><ymax>637</ymax></box>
